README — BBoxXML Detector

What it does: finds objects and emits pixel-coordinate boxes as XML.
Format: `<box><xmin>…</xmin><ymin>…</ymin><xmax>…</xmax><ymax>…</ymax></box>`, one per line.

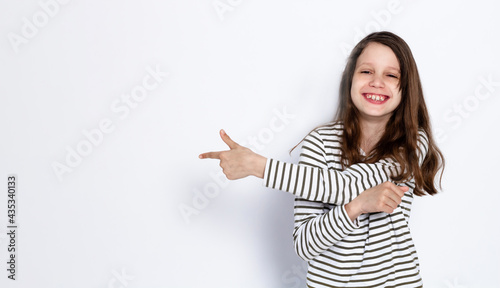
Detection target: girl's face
<box><xmin>350</xmin><ymin>42</ymin><xmax>402</xmax><ymax>124</ymax></box>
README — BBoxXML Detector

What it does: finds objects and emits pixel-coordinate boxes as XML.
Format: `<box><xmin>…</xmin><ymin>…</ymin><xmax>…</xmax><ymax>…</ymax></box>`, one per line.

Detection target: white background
<box><xmin>1</xmin><ymin>0</ymin><xmax>499</xmax><ymax>287</ymax></box>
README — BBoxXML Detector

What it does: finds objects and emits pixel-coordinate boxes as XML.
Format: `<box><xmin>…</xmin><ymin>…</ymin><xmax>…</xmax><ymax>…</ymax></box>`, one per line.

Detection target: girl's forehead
<box><xmin>356</xmin><ymin>43</ymin><xmax>400</xmax><ymax>70</ymax></box>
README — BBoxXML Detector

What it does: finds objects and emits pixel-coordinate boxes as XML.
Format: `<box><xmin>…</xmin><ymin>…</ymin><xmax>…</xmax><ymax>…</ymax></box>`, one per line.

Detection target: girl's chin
<box><xmin>357</xmin><ymin>111</ymin><xmax>394</xmax><ymax>121</ymax></box>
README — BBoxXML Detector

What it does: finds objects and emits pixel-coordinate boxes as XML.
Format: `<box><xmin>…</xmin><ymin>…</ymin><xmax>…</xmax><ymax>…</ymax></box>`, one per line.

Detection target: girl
<box><xmin>199</xmin><ymin>31</ymin><xmax>444</xmax><ymax>288</ymax></box>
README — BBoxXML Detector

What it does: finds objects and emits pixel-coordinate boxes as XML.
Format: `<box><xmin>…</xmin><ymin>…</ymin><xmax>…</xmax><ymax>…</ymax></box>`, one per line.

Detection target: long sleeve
<box><xmin>263</xmin><ymin>129</ymin><xmax>429</xmax><ymax>205</ymax></box>
<box><xmin>291</xmin><ymin>133</ymin><xmax>360</xmax><ymax>261</ymax></box>
<box><xmin>293</xmin><ymin>198</ymin><xmax>359</xmax><ymax>261</ymax></box>
<box><xmin>263</xmin><ymin>130</ymin><xmax>392</xmax><ymax>205</ymax></box>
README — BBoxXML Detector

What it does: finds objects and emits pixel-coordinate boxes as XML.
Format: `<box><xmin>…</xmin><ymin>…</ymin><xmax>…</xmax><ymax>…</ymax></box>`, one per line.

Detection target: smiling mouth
<box><xmin>363</xmin><ymin>93</ymin><xmax>389</xmax><ymax>103</ymax></box>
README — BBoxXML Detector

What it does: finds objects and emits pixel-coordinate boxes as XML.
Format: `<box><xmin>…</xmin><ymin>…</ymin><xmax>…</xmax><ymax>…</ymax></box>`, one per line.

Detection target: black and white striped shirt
<box><xmin>263</xmin><ymin>122</ymin><xmax>429</xmax><ymax>287</ymax></box>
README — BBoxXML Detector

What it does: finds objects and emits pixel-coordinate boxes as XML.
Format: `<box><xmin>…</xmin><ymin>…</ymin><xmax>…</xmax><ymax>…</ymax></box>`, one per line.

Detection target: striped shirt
<box><xmin>263</xmin><ymin>122</ymin><xmax>429</xmax><ymax>288</ymax></box>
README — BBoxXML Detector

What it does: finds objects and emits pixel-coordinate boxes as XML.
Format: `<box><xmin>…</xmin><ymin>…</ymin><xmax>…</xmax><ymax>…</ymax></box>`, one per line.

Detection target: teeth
<box><xmin>366</xmin><ymin>94</ymin><xmax>387</xmax><ymax>101</ymax></box>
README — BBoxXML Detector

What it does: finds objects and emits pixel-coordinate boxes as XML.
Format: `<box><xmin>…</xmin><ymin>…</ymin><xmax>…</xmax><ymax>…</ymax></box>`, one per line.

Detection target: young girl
<box><xmin>199</xmin><ymin>31</ymin><xmax>444</xmax><ymax>288</ymax></box>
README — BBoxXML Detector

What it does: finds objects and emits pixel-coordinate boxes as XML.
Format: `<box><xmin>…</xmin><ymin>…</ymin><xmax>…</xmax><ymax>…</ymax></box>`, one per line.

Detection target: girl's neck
<box><xmin>359</xmin><ymin>119</ymin><xmax>387</xmax><ymax>154</ymax></box>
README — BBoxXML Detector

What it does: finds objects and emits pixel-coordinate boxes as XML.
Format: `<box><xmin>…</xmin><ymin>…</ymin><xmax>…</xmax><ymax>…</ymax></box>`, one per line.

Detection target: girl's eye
<box><xmin>361</xmin><ymin>71</ymin><xmax>371</xmax><ymax>74</ymax></box>
<box><xmin>387</xmin><ymin>74</ymin><xmax>398</xmax><ymax>78</ymax></box>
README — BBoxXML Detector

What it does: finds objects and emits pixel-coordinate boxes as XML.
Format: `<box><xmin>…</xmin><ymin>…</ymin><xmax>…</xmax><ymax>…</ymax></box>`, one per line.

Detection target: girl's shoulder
<box><xmin>311</xmin><ymin>121</ymin><xmax>344</xmax><ymax>138</ymax></box>
<box><xmin>301</xmin><ymin>122</ymin><xmax>344</xmax><ymax>157</ymax></box>
<box><xmin>301</xmin><ymin>121</ymin><xmax>344</xmax><ymax>148</ymax></box>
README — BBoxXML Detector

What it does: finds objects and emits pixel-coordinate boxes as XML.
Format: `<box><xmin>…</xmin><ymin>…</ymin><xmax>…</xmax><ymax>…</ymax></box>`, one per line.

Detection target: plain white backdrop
<box><xmin>1</xmin><ymin>0</ymin><xmax>499</xmax><ymax>287</ymax></box>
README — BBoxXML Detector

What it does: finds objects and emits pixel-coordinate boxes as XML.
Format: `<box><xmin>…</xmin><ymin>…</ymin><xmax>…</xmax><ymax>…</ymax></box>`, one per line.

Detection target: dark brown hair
<box><xmin>295</xmin><ymin>31</ymin><xmax>444</xmax><ymax>196</ymax></box>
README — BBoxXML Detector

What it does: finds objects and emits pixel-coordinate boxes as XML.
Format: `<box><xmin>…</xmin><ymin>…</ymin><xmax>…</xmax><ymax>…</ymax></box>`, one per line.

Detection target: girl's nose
<box><xmin>369</xmin><ymin>74</ymin><xmax>385</xmax><ymax>88</ymax></box>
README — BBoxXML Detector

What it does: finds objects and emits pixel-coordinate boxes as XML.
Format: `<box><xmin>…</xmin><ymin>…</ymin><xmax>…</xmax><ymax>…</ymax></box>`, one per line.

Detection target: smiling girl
<box><xmin>200</xmin><ymin>31</ymin><xmax>444</xmax><ymax>287</ymax></box>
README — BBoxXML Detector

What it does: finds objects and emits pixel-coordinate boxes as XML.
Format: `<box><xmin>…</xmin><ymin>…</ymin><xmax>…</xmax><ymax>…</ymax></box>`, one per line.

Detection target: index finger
<box><xmin>199</xmin><ymin>151</ymin><xmax>222</xmax><ymax>159</ymax></box>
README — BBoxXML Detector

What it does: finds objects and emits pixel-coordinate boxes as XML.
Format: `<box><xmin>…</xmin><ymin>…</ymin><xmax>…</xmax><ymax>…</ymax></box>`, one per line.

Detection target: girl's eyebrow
<box><xmin>387</xmin><ymin>67</ymin><xmax>401</xmax><ymax>72</ymax></box>
<box><xmin>357</xmin><ymin>62</ymin><xmax>400</xmax><ymax>72</ymax></box>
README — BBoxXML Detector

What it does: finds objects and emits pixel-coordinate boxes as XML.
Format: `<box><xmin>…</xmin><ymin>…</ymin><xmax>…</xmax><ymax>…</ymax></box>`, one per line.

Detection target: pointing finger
<box><xmin>220</xmin><ymin>129</ymin><xmax>239</xmax><ymax>149</ymax></box>
<box><xmin>199</xmin><ymin>151</ymin><xmax>222</xmax><ymax>159</ymax></box>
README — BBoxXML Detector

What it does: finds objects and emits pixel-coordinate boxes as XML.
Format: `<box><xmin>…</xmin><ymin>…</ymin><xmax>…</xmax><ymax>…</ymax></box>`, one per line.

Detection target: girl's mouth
<box><xmin>363</xmin><ymin>93</ymin><xmax>390</xmax><ymax>104</ymax></box>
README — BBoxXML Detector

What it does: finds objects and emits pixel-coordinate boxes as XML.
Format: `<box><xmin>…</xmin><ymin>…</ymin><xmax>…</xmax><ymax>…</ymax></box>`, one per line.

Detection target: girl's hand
<box><xmin>345</xmin><ymin>181</ymin><xmax>409</xmax><ymax>222</ymax></box>
<box><xmin>199</xmin><ymin>129</ymin><xmax>267</xmax><ymax>180</ymax></box>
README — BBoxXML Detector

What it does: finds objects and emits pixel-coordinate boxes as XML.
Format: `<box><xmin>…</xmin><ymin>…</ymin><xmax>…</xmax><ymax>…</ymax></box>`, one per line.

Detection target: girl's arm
<box><xmin>199</xmin><ymin>129</ymin><xmax>428</xmax><ymax>206</ymax></box>
<box><xmin>263</xmin><ymin>156</ymin><xmax>392</xmax><ymax>206</ymax></box>
<box><xmin>293</xmin><ymin>196</ymin><xmax>360</xmax><ymax>261</ymax></box>
<box><xmin>263</xmin><ymin>129</ymin><xmax>429</xmax><ymax>206</ymax></box>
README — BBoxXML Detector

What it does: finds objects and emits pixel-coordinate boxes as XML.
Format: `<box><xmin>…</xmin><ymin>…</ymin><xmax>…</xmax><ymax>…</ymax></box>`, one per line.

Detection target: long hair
<box><xmin>294</xmin><ymin>31</ymin><xmax>444</xmax><ymax>196</ymax></box>
<box><xmin>339</xmin><ymin>31</ymin><xmax>444</xmax><ymax>196</ymax></box>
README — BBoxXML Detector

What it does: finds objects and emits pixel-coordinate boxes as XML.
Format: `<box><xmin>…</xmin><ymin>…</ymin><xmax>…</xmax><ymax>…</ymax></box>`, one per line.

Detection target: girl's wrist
<box><xmin>251</xmin><ymin>154</ymin><xmax>267</xmax><ymax>179</ymax></box>
<box><xmin>345</xmin><ymin>200</ymin><xmax>362</xmax><ymax>222</ymax></box>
